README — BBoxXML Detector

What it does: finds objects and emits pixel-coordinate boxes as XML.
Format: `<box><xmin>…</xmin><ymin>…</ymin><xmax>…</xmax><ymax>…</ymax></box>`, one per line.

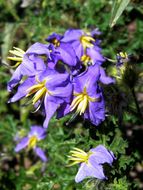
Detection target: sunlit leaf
<box><xmin>110</xmin><ymin>0</ymin><xmax>130</xmax><ymax>27</ymax></box>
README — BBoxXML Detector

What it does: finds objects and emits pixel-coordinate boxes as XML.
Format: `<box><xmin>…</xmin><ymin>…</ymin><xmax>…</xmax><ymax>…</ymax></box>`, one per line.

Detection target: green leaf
<box><xmin>110</xmin><ymin>0</ymin><xmax>130</xmax><ymax>27</ymax></box>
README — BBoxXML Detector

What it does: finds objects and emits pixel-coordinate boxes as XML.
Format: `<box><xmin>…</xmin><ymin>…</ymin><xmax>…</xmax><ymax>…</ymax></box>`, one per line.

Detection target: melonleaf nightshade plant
<box><xmin>7</xmin><ymin>28</ymin><xmax>116</xmax><ymax>182</ymax></box>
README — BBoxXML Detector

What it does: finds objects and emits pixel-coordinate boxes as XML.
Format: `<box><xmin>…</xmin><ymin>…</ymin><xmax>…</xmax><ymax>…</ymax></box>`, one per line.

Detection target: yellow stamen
<box><xmin>28</xmin><ymin>136</ymin><xmax>38</xmax><ymax>150</ymax></box>
<box><xmin>7</xmin><ymin>47</ymin><xmax>25</xmax><ymax>68</ymax></box>
<box><xmin>70</xmin><ymin>87</ymin><xmax>98</xmax><ymax>115</ymax></box>
<box><xmin>52</xmin><ymin>38</ymin><xmax>60</xmax><ymax>47</ymax></box>
<box><xmin>67</xmin><ymin>147</ymin><xmax>92</xmax><ymax>166</ymax></box>
<box><xmin>26</xmin><ymin>78</ymin><xmax>52</xmax><ymax>105</ymax></box>
<box><xmin>81</xmin><ymin>54</ymin><xmax>92</xmax><ymax>66</ymax></box>
<box><xmin>80</xmin><ymin>35</ymin><xmax>95</xmax><ymax>50</ymax></box>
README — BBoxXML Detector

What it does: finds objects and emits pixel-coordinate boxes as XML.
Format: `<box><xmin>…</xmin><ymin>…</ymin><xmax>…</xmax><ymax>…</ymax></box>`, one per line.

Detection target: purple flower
<box><xmin>7</xmin><ymin>43</ymin><xmax>51</xmax><ymax>92</ymax></box>
<box><xmin>68</xmin><ymin>145</ymin><xmax>115</xmax><ymax>183</ymax></box>
<box><xmin>57</xmin><ymin>65</ymin><xmax>114</xmax><ymax>126</ymax></box>
<box><xmin>62</xmin><ymin>29</ymin><xmax>95</xmax><ymax>58</ymax></box>
<box><xmin>46</xmin><ymin>33</ymin><xmax>77</xmax><ymax>67</ymax></box>
<box><xmin>15</xmin><ymin>126</ymin><xmax>47</xmax><ymax>162</ymax></box>
<box><xmin>9</xmin><ymin>68</ymin><xmax>73</xmax><ymax>127</ymax></box>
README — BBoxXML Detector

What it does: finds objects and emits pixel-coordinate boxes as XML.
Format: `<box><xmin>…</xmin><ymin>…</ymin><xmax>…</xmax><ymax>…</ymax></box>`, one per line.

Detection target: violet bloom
<box><xmin>68</xmin><ymin>145</ymin><xmax>115</xmax><ymax>183</ymax></box>
<box><xmin>46</xmin><ymin>33</ymin><xmax>77</xmax><ymax>67</ymax></box>
<box><xmin>9</xmin><ymin>69</ymin><xmax>72</xmax><ymax>128</ymax></box>
<box><xmin>57</xmin><ymin>65</ymin><xmax>114</xmax><ymax>126</ymax></box>
<box><xmin>7</xmin><ymin>42</ymin><xmax>51</xmax><ymax>92</ymax></box>
<box><xmin>15</xmin><ymin>126</ymin><xmax>47</xmax><ymax>162</ymax></box>
<box><xmin>62</xmin><ymin>29</ymin><xmax>95</xmax><ymax>58</ymax></box>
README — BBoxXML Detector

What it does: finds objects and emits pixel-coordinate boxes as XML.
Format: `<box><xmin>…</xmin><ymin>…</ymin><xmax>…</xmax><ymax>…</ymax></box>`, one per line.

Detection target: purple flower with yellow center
<box><xmin>15</xmin><ymin>126</ymin><xmax>47</xmax><ymax>162</ymax></box>
<box><xmin>46</xmin><ymin>33</ymin><xmax>77</xmax><ymax>67</ymax></box>
<box><xmin>80</xmin><ymin>47</ymin><xmax>105</xmax><ymax>66</ymax></box>
<box><xmin>62</xmin><ymin>29</ymin><xmax>95</xmax><ymax>58</ymax></box>
<box><xmin>9</xmin><ymin>69</ymin><xmax>72</xmax><ymax>127</ymax></box>
<box><xmin>57</xmin><ymin>65</ymin><xmax>114</xmax><ymax>125</ymax></box>
<box><xmin>7</xmin><ymin>42</ymin><xmax>51</xmax><ymax>92</ymax></box>
<box><xmin>68</xmin><ymin>145</ymin><xmax>115</xmax><ymax>183</ymax></box>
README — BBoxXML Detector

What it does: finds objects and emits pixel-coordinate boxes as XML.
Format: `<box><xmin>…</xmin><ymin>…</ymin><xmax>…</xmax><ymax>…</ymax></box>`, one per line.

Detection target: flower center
<box><xmin>52</xmin><ymin>38</ymin><xmax>60</xmax><ymax>47</ymax></box>
<box><xmin>68</xmin><ymin>147</ymin><xmax>92</xmax><ymax>166</ymax></box>
<box><xmin>28</xmin><ymin>135</ymin><xmax>38</xmax><ymax>149</ymax></box>
<box><xmin>70</xmin><ymin>87</ymin><xmax>97</xmax><ymax>115</ymax></box>
<box><xmin>26</xmin><ymin>77</ymin><xmax>52</xmax><ymax>105</ymax></box>
<box><xmin>80</xmin><ymin>54</ymin><xmax>92</xmax><ymax>66</ymax></box>
<box><xmin>80</xmin><ymin>35</ymin><xmax>95</xmax><ymax>50</ymax></box>
<box><xmin>7</xmin><ymin>47</ymin><xmax>25</xmax><ymax>68</ymax></box>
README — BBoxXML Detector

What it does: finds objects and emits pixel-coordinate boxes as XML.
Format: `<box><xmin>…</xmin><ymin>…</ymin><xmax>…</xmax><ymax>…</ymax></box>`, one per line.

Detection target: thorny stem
<box><xmin>131</xmin><ymin>88</ymin><xmax>142</xmax><ymax>119</ymax></box>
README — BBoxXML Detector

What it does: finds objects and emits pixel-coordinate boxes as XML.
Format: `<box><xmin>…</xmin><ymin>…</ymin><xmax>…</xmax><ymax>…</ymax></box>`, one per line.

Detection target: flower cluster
<box><xmin>8</xmin><ymin>29</ymin><xmax>114</xmax><ymax>128</ymax></box>
<box><xmin>8</xmin><ymin>29</ymin><xmax>116</xmax><ymax>182</ymax></box>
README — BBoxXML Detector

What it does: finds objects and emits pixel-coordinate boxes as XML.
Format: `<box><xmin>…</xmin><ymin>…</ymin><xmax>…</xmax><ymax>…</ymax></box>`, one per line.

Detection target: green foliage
<box><xmin>0</xmin><ymin>0</ymin><xmax>143</xmax><ymax>189</ymax></box>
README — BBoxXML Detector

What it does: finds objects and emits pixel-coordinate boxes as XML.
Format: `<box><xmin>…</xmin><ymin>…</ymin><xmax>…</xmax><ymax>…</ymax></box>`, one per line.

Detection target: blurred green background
<box><xmin>0</xmin><ymin>0</ymin><xmax>143</xmax><ymax>190</ymax></box>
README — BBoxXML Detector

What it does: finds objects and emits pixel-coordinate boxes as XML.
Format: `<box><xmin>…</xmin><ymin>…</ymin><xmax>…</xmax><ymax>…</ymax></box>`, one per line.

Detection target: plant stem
<box><xmin>131</xmin><ymin>88</ymin><xmax>142</xmax><ymax>119</ymax></box>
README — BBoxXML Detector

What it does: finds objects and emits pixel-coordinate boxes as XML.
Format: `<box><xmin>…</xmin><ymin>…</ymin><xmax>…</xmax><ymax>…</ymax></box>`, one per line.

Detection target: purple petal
<box><xmin>91</xmin><ymin>28</ymin><xmax>101</xmax><ymax>36</ymax></box>
<box><xmin>45</xmin><ymin>72</ymin><xmax>70</xmax><ymax>90</ymax></box>
<box><xmin>8</xmin><ymin>77</ymin><xmax>35</xmax><ymax>103</ymax></box>
<box><xmin>26</xmin><ymin>42</ymin><xmax>50</xmax><ymax>56</ymax></box>
<box><xmin>50</xmin><ymin>83</ymin><xmax>73</xmax><ymax>102</ymax></box>
<box><xmin>46</xmin><ymin>33</ymin><xmax>63</xmax><ymax>42</ymax></box>
<box><xmin>99</xmin><ymin>67</ymin><xmax>115</xmax><ymax>84</ymax></box>
<box><xmin>7</xmin><ymin>65</ymin><xmax>23</xmax><ymax>92</ymax></box>
<box><xmin>86</xmin><ymin>47</ymin><xmax>105</xmax><ymax>65</ymax></box>
<box><xmin>15</xmin><ymin>137</ymin><xmax>29</xmax><ymax>152</ymax></box>
<box><xmin>84</xmin><ymin>94</ymin><xmax>105</xmax><ymax>126</ymax></box>
<box><xmin>28</xmin><ymin>126</ymin><xmax>46</xmax><ymax>140</ymax></box>
<box><xmin>22</xmin><ymin>54</ymin><xmax>46</xmax><ymax>76</ymax></box>
<box><xmin>73</xmin><ymin>65</ymin><xmax>100</xmax><ymax>94</ymax></box>
<box><xmin>43</xmin><ymin>95</ymin><xmax>60</xmax><ymax>128</ymax></box>
<box><xmin>62</xmin><ymin>29</ymin><xmax>83</xmax><ymax>42</ymax></box>
<box><xmin>34</xmin><ymin>147</ymin><xmax>48</xmax><ymax>162</ymax></box>
<box><xmin>75</xmin><ymin>162</ymin><xmax>106</xmax><ymax>183</ymax></box>
<box><xmin>58</xmin><ymin>43</ymin><xmax>77</xmax><ymax>66</ymax></box>
<box><xmin>71</xmin><ymin>41</ymin><xmax>83</xmax><ymax>58</ymax></box>
<box><xmin>90</xmin><ymin>145</ymin><xmax>115</xmax><ymax>165</ymax></box>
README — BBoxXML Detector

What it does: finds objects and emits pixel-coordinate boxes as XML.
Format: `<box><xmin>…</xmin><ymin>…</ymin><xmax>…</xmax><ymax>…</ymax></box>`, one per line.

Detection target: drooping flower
<box><xmin>57</xmin><ymin>65</ymin><xmax>114</xmax><ymax>125</ymax></box>
<box><xmin>15</xmin><ymin>126</ymin><xmax>47</xmax><ymax>162</ymax></box>
<box><xmin>7</xmin><ymin>42</ymin><xmax>51</xmax><ymax>92</ymax></box>
<box><xmin>9</xmin><ymin>69</ymin><xmax>73</xmax><ymax>127</ymax></box>
<box><xmin>68</xmin><ymin>145</ymin><xmax>115</xmax><ymax>183</ymax></box>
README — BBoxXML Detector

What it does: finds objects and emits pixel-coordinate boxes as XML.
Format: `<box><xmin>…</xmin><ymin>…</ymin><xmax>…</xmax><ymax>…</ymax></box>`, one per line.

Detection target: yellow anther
<box><xmin>26</xmin><ymin>78</ymin><xmax>52</xmax><ymax>105</ymax></box>
<box><xmin>28</xmin><ymin>136</ymin><xmax>38</xmax><ymax>149</ymax></box>
<box><xmin>81</xmin><ymin>54</ymin><xmax>92</xmax><ymax>66</ymax></box>
<box><xmin>52</xmin><ymin>38</ymin><xmax>60</xmax><ymax>47</ymax></box>
<box><xmin>80</xmin><ymin>35</ymin><xmax>95</xmax><ymax>50</ymax></box>
<box><xmin>68</xmin><ymin>147</ymin><xmax>92</xmax><ymax>166</ymax></box>
<box><xmin>7</xmin><ymin>47</ymin><xmax>25</xmax><ymax>68</ymax></box>
<box><xmin>70</xmin><ymin>87</ymin><xmax>97</xmax><ymax>115</ymax></box>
